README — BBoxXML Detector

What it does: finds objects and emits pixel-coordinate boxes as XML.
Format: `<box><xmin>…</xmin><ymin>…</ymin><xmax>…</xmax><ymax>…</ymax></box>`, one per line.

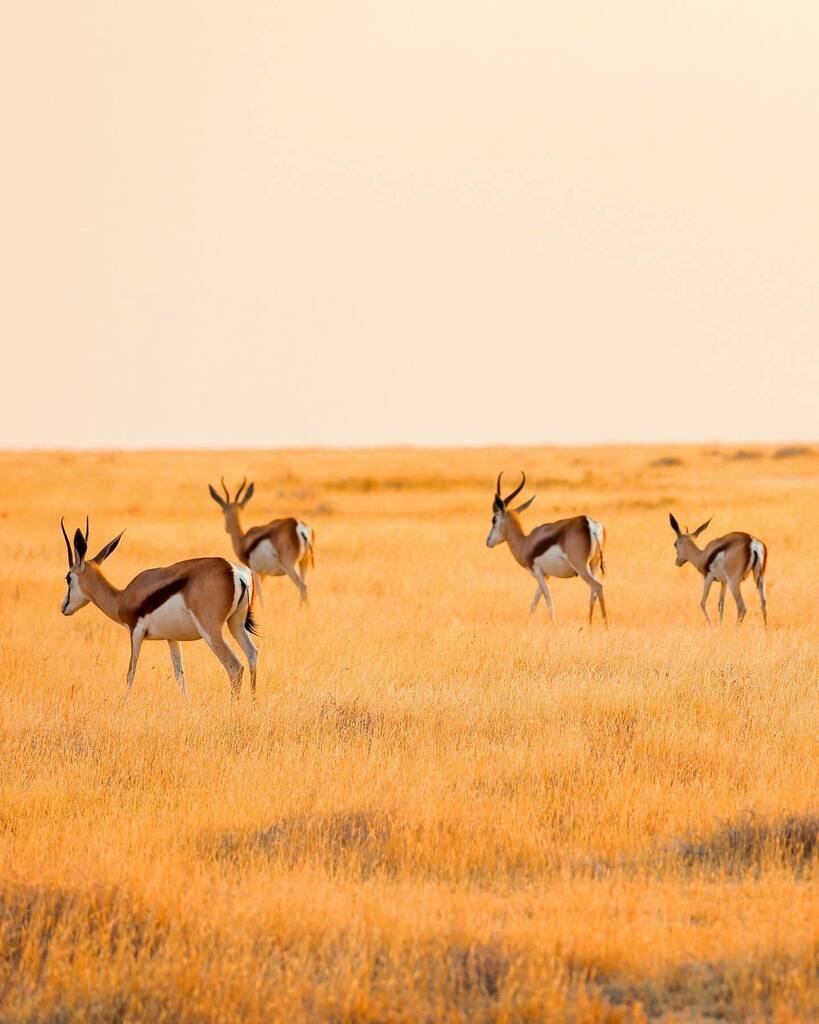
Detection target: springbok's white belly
<box><xmin>708</xmin><ymin>551</ymin><xmax>728</xmax><ymax>581</ymax></box>
<box><xmin>140</xmin><ymin>593</ymin><xmax>201</xmax><ymax>641</ymax></box>
<box><xmin>533</xmin><ymin>545</ymin><xmax>576</xmax><ymax>579</ymax></box>
<box><xmin>249</xmin><ymin>540</ymin><xmax>285</xmax><ymax>576</ymax></box>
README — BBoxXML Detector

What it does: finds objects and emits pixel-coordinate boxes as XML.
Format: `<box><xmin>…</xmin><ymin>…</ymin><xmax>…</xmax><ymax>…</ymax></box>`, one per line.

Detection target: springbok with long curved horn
<box><xmin>668</xmin><ymin>514</ymin><xmax>767</xmax><ymax>625</ymax></box>
<box><xmin>208</xmin><ymin>478</ymin><xmax>314</xmax><ymax>604</ymax></box>
<box><xmin>60</xmin><ymin>519</ymin><xmax>259</xmax><ymax>698</ymax></box>
<box><xmin>486</xmin><ymin>472</ymin><xmax>607</xmax><ymax>624</ymax></box>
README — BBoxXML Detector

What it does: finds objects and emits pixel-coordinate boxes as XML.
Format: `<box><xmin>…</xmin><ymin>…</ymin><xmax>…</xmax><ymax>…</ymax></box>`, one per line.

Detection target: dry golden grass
<box><xmin>0</xmin><ymin>445</ymin><xmax>816</xmax><ymax>1022</ymax></box>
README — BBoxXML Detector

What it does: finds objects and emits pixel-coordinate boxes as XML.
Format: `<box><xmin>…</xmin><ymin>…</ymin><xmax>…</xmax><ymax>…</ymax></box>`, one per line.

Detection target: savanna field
<box><xmin>0</xmin><ymin>445</ymin><xmax>816</xmax><ymax>1023</ymax></box>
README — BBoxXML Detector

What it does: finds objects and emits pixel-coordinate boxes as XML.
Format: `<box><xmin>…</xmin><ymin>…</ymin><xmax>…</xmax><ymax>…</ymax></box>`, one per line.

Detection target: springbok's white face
<box><xmin>62</xmin><ymin>569</ymin><xmax>91</xmax><ymax>615</ymax></box>
<box><xmin>486</xmin><ymin>500</ymin><xmax>507</xmax><ymax>548</ymax></box>
<box><xmin>487</xmin><ymin>473</ymin><xmax>534</xmax><ymax>548</ymax></box>
<box><xmin>59</xmin><ymin>518</ymin><xmax>123</xmax><ymax>616</ymax></box>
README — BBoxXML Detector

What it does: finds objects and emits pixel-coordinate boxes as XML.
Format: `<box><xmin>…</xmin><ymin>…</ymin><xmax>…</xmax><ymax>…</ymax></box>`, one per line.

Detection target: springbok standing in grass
<box><xmin>486</xmin><ymin>472</ymin><xmax>607</xmax><ymax>624</ymax></box>
<box><xmin>60</xmin><ymin>519</ymin><xmax>258</xmax><ymax>698</ymax></box>
<box><xmin>669</xmin><ymin>514</ymin><xmax>767</xmax><ymax>625</ymax></box>
<box><xmin>208</xmin><ymin>478</ymin><xmax>314</xmax><ymax>604</ymax></box>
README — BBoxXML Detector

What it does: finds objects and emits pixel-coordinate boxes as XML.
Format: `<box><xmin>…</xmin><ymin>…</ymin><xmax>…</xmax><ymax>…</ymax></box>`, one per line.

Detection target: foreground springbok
<box><xmin>208</xmin><ymin>479</ymin><xmax>314</xmax><ymax>603</ymax></box>
<box><xmin>60</xmin><ymin>519</ymin><xmax>258</xmax><ymax>698</ymax></box>
<box><xmin>487</xmin><ymin>472</ymin><xmax>607</xmax><ymax>624</ymax></box>
<box><xmin>669</xmin><ymin>514</ymin><xmax>767</xmax><ymax>625</ymax></box>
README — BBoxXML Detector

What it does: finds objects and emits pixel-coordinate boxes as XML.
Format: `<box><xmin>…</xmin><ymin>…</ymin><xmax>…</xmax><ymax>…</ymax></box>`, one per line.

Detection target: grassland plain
<box><xmin>0</xmin><ymin>445</ymin><xmax>816</xmax><ymax>1023</ymax></box>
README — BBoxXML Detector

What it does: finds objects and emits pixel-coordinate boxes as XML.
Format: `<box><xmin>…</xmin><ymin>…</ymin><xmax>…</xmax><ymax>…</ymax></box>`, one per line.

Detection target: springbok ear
<box><xmin>208</xmin><ymin>484</ymin><xmax>226</xmax><ymax>508</ymax></box>
<box><xmin>513</xmin><ymin>495</ymin><xmax>536</xmax><ymax>513</ymax></box>
<box><xmin>669</xmin><ymin>513</ymin><xmax>681</xmax><ymax>535</ymax></box>
<box><xmin>240</xmin><ymin>482</ymin><xmax>255</xmax><ymax>507</ymax></box>
<box><xmin>73</xmin><ymin>529</ymin><xmax>88</xmax><ymax>567</ymax></box>
<box><xmin>692</xmin><ymin>517</ymin><xmax>712</xmax><ymax>538</ymax></box>
<box><xmin>92</xmin><ymin>530</ymin><xmax>124</xmax><ymax>565</ymax></box>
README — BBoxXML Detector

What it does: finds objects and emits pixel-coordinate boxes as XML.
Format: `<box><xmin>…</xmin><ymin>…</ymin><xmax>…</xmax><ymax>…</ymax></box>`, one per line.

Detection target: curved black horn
<box><xmin>495</xmin><ymin>472</ymin><xmax>503</xmax><ymax>498</ymax></box>
<box><xmin>60</xmin><ymin>518</ymin><xmax>73</xmax><ymax>568</ymax></box>
<box><xmin>504</xmin><ymin>471</ymin><xmax>526</xmax><ymax>507</ymax></box>
<box><xmin>234</xmin><ymin>477</ymin><xmax>247</xmax><ymax>502</ymax></box>
<box><xmin>220</xmin><ymin>477</ymin><xmax>230</xmax><ymax>502</ymax></box>
<box><xmin>84</xmin><ymin>515</ymin><xmax>89</xmax><ymax>542</ymax></box>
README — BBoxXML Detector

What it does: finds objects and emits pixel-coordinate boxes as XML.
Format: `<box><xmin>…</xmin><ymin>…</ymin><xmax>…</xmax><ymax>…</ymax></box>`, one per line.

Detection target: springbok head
<box><xmin>486</xmin><ymin>471</ymin><xmax>536</xmax><ymax>547</ymax></box>
<box><xmin>60</xmin><ymin>518</ymin><xmax>124</xmax><ymax>615</ymax></box>
<box><xmin>208</xmin><ymin>477</ymin><xmax>255</xmax><ymax>533</ymax></box>
<box><xmin>668</xmin><ymin>513</ymin><xmax>712</xmax><ymax>567</ymax></box>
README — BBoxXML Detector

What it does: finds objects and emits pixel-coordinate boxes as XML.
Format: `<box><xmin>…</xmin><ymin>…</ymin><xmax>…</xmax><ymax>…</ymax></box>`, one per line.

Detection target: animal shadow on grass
<box><xmin>575</xmin><ymin>813</ymin><xmax>818</xmax><ymax>881</ymax></box>
<box><xmin>595</xmin><ymin>952</ymin><xmax>813</xmax><ymax>1022</ymax></box>
<box><xmin>0</xmin><ymin>883</ymin><xmax>179</xmax><ymax>1021</ymax></box>
<box><xmin>667</xmin><ymin>813</ymin><xmax>818</xmax><ymax>878</ymax></box>
<box><xmin>0</xmin><ymin>883</ymin><xmax>170</xmax><ymax>969</ymax></box>
<box><xmin>209</xmin><ymin>811</ymin><xmax>394</xmax><ymax>879</ymax></box>
<box><xmin>316</xmin><ymin>695</ymin><xmax>383</xmax><ymax>744</ymax></box>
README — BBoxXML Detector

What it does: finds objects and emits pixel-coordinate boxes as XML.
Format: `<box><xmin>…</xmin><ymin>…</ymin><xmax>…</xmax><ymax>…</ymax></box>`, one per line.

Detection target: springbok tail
<box><xmin>238</xmin><ymin>578</ymin><xmax>259</xmax><ymax>636</ymax></box>
<box><xmin>587</xmin><ymin>517</ymin><xmax>606</xmax><ymax>576</ymax></box>
<box><xmin>297</xmin><ymin>522</ymin><xmax>315</xmax><ymax>568</ymax></box>
<box><xmin>749</xmin><ymin>538</ymin><xmax>767</xmax><ymax>582</ymax></box>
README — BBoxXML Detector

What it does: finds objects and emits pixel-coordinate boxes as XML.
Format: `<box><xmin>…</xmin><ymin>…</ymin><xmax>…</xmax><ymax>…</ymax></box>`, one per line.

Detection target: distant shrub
<box><xmin>728</xmin><ymin>449</ymin><xmax>763</xmax><ymax>460</ymax></box>
<box><xmin>773</xmin><ymin>445</ymin><xmax>813</xmax><ymax>459</ymax></box>
<box><xmin>649</xmin><ymin>456</ymin><xmax>683</xmax><ymax>468</ymax></box>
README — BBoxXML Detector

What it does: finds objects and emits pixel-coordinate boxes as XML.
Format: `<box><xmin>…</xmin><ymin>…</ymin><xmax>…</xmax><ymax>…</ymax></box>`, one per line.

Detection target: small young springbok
<box><xmin>60</xmin><ymin>518</ymin><xmax>258</xmax><ymax>698</ymax></box>
<box><xmin>669</xmin><ymin>514</ymin><xmax>767</xmax><ymax>625</ymax></box>
<box><xmin>208</xmin><ymin>478</ymin><xmax>314</xmax><ymax>603</ymax></box>
<box><xmin>487</xmin><ymin>472</ymin><xmax>607</xmax><ymax>624</ymax></box>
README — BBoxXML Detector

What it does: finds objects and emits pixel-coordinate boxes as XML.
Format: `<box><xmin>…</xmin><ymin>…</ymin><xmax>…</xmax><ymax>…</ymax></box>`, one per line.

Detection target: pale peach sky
<box><xmin>2</xmin><ymin>1</ymin><xmax>817</xmax><ymax>448</ymax></box>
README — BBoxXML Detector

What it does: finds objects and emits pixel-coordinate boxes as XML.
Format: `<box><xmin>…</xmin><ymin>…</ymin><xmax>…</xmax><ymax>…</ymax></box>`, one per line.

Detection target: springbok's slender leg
<box><xmin>727</xmin><ymin>576</ymin><xmax>747</xmax><ymax>623</ymax></box>
<box><xmin>167</xmin><ymin>640</ymin><xmax>188</xmax><ymax>697</ymax></box>
<box><xmin>193</xmin><ymin>617</ymin><xmax>244</xmax><ymax>697</ymax></box>
<box><xmin>718</xmin><ymin>581</ymin><xmax>727</xmax><ymax>624</ymax></box>
<box><xmin>228</xmin><ymin>611</ymin><xmax>258</xmax><ymax>699</ymax></box>
<box><xmin>125</xmin><ymin>628</ymin><xmax>145</xmax><ymax>698</ymax></box>
<box><xmin>529</xmin><ymin>586</ymin><xmax>541</xmax><ymax>615</ymax></box>
<box><xmin>299</xmin><ymin>553</ymin><xmax>311</xmax><ymax>584</ymax></box>
<box><xmin>252</xmin><ymin>572</ymin><xmax>265</xmax><ymax>609</ymax></box>
<box><xmin>574</xmin><ymin>563</ymin><xmax>607</xmax><ymax>625</ymax></box>
<box><xmin>532</xmin><ymin>567</ymin><xmax>554</xmax><ymax>621</ymax></box>
<box><xmin>757</xmin><ymin>577</ymin><xmax>767</xmax><ymax>626</ymax></box>
<box><xmin>700</xmin><ymin>577</ymin><xmax>714</xmax><ymax>625</ymax></box>
<box><xmin>282</xmin><ymin>559</ymin><xmax>308</xmax><ymax>602</ymax></box>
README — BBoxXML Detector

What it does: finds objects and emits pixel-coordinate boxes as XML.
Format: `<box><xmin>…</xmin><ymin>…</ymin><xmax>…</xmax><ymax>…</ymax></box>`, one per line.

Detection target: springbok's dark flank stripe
<box><xmin>528</xmin><ymin>530</ymin><xmax>567</xmax><ymax>568</ymax></box>
<box><xmin>704</xmin><ymin>536</ymin><xmax>750</xmax><ymax>577</ymax></box>
<box><xmin>244</xmin><ymin>522</ymin><xmax>297</xmax><ymax>559</ymax></box>
<box><xmin>134</xmin><ymin>578</ymin><xmax>187</xmax><ymax>622</ymax></box>
<box><xmin>703</xmin><ymin>542</ymin><xmax>730</xmax><ymax>575</ymax></box>
<box><xmin>244</xmin><ymin>532</ymin><xmax>272</xmax><ymax>558</ymax></box>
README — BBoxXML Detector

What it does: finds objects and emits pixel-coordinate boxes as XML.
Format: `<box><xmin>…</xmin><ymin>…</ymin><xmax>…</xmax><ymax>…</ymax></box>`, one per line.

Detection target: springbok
<box><xmin>486</xmin><ymin>472</ymin><xmax>607</xmax><ymax>624</ymax></box>
<box><xmin>60</xmin><ymin>519</ymin><xmax>258</xmax><ymax>698</ymax></box>
<box><xmin>669</xmin><ymin>514</ymin><xmax>767</xmax><ymax>625</ymax></box>
<box><xmin>208</xmin><ymin>478</ymin><xmax>314</xmax><ymax>603</ymax></box>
